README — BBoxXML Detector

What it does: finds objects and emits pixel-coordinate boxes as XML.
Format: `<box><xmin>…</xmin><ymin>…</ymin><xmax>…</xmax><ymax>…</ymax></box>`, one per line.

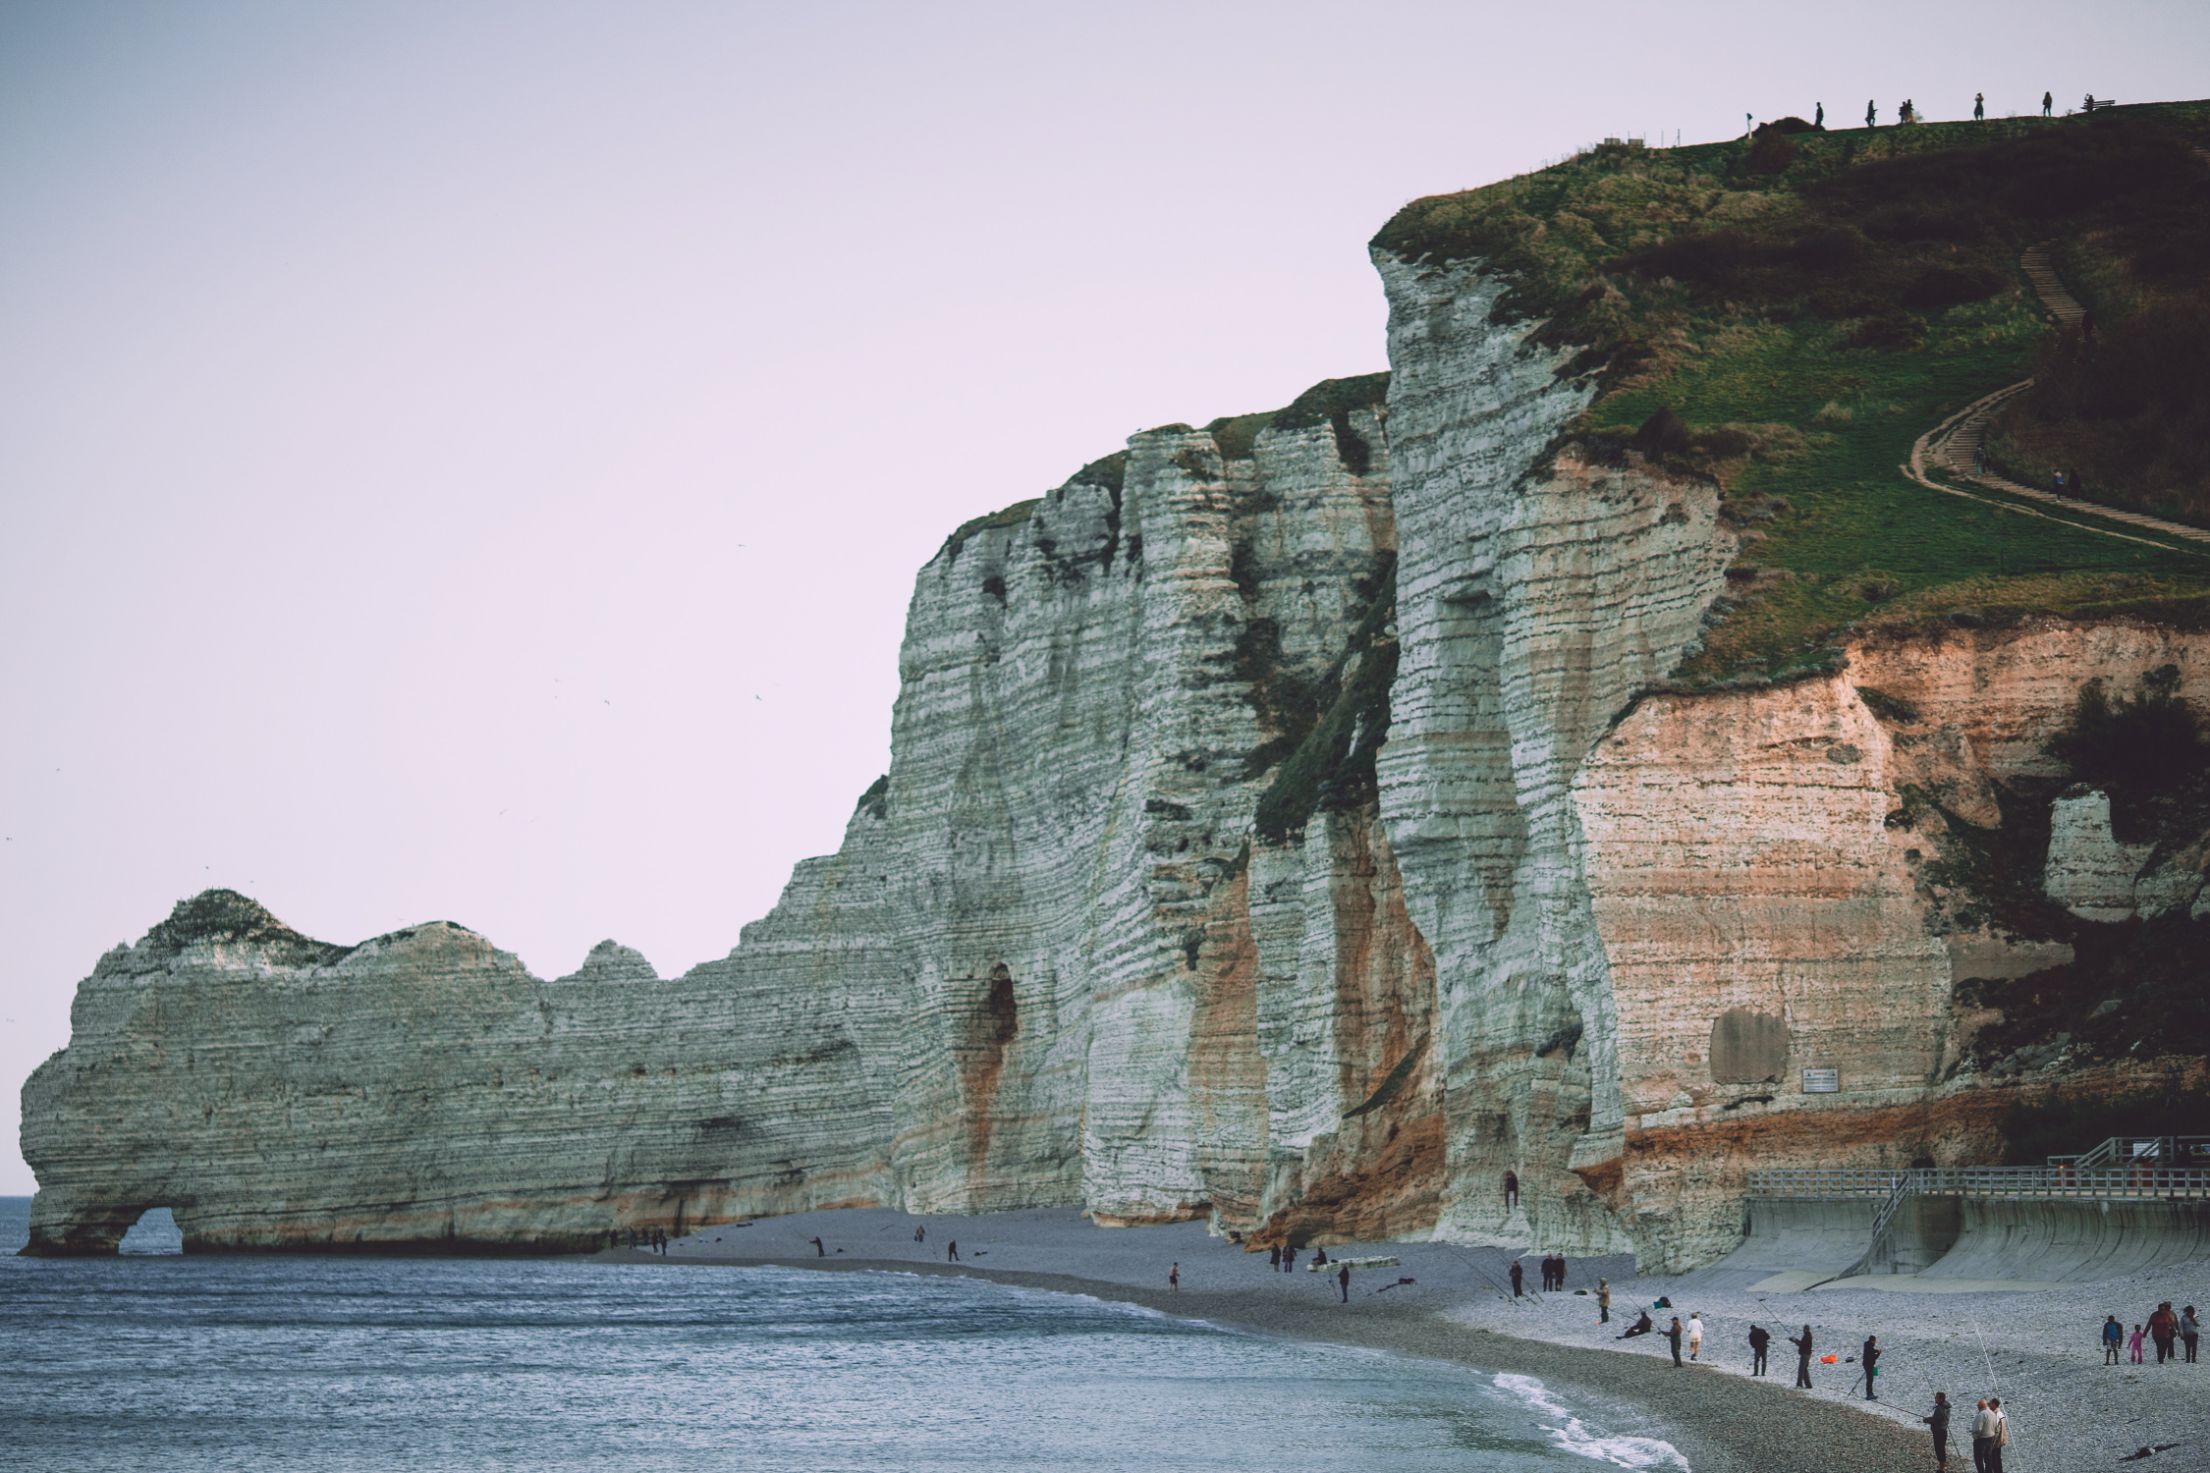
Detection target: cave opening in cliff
<box><xmin>117</xmin><ymin>1207</ymin><xmax>183</xmax><ymax>1255</ymax></box>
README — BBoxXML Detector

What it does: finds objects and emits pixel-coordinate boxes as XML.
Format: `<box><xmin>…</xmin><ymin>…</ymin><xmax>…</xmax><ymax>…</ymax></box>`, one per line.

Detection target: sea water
<box><xmin>0</xmin><ymin>1199</ymin><xmax>1685</xmax><ymax>1471</ymax></box>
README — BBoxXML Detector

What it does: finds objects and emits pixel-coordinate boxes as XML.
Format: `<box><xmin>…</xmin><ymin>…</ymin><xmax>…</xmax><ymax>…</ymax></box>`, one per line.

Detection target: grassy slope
<box><xmin>1374</xmin><ymin>102</ymin><xmax>2210</xmax><ymax>684</ymax></box>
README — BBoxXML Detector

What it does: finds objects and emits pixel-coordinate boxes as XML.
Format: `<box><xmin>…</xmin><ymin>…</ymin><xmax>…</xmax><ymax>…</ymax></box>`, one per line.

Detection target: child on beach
<box><xmin>2130</xmin><ymin>1324</ymin><xmax>2147</xmax><ymax>1363</ymax></box>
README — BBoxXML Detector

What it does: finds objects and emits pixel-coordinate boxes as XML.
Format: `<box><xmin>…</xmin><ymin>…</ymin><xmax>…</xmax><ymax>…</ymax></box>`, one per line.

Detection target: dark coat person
<box><xmin>1789</xmin><ymin>1326</ymin><xmax>1814</xmax><ymax>1388</ymax></box>
<box><xmin>1748</xmin><ymin>1324</ymin><xmax>1770</xmax><ymax>1376</ymax></box>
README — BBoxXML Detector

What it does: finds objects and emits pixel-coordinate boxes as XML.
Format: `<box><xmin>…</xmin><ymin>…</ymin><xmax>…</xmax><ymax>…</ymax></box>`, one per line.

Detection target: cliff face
<box><xmin>24</xmin><ymin>239</ymin><xmax>2210</xmax><ymax>1265</ymax></box>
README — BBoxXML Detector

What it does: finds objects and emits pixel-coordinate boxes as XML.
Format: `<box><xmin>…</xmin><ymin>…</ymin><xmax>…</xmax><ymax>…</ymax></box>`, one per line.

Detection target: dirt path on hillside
<box><xmin>1902</xmin><ymin>244</ymin><xmax>2210</xmax><ymax>551</ymax></box>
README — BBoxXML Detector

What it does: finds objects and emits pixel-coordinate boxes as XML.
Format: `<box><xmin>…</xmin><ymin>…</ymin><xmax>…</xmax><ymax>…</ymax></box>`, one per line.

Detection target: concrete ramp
<box><xmin>1913</xmin><ymin>1198</ymin><xmax>2210</xmax><ymax>1282</ymax></box>
<box><xmin>1688</xmin><ymin>1198</ymin><xmax>1875</xmax><ymax>1292</ymax></box>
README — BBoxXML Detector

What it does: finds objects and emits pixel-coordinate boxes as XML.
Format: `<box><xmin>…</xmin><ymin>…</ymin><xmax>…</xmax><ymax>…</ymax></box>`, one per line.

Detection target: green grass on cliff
<box><xmin>1375</xmin><ymin>102</ymin><xmax>2210</xmax><ymax>683</ymax></box>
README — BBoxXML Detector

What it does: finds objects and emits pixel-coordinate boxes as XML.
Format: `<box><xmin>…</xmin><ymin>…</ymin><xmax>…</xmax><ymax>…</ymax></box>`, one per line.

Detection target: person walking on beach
<box><xmin>2151</xmin><ymin>1301</ymin><xmax>2178</xmax><ymax>1363</ymax></box>
<box><xmin>1510</xmin><ymin>1260</ymin><xmax>1525</xmax><ymax>1297</ymax></box>
<box><xmin>2130</xmin><ymin>1323</ymin><xmax>2147</xmax><ymax>1363</ymax></box>
<box><xmin>1923</xmin><ymin>1391</ymin><xmax>1953</xmax><ymax>1472</ymax></box>
<box><xmin>1665</xmin><ymin>1316</ymin><xmax>1684</xmax><ymax>1368</ymax></box>
<box><xmin>2104</xmin><ymin>1314</ymin><xmax>2125</xmax><ymax>1363</ymax></box>
<box><xmin>1748</xmin><ymin>1323</ymin><xmax>1770</xmax><ymax>1376</ymax></box>
<box><xmin>1862</xmin><ymin>1334</ymin><xmax>1881</xmax><ymax>1400</ymax></box>
<box><xmin>1790</xmin><ymin>1325</ymin><xmax>1814</xmax><ymax>1388</ymax></box>
<box><xmin>1687</xmin><ymin>1312</ymin><xmax>1704</xmax><ymax>1361</ymax></box>
<box><xmin>1598</xmin><ymin>1278</ymin><xmax>1612</xmax><ymax>1325</ymax></box>
<box><xmin>946</xmin><ymin>1239</ymin><xmax>959</xmax><ymax>1263</ymax></box>
<box><xmin>1169</xmin><ymin>1262</ymin><xmax>1180</xmax><ymax>1293</ymax></box>
<box><xmin>1338</xmin><ymin>1263</ymin><xmax>1351</xmax><ymax>1304</ymax></box>
<box><xmin>2183</xmin><ymin>1305</ymin><xmax>2200</xmax><ymax>1362</ymax></box>
<box><xmin>810</xmin><ymin>1235</ymin><xmax>825</xmax><ymax>1258</ymax></box>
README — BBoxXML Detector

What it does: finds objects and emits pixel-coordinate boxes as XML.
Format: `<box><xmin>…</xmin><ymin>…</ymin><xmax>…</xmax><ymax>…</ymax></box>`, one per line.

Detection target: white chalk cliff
<box><xmin>22</xmin><ymin>233</ymin><xmax>2210</xmax><ymax>1268</ymax></box>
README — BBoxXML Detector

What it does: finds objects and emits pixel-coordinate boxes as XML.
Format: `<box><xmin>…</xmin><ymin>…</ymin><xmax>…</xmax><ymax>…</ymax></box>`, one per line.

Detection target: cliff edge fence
<box><xmin>23</xmin><ymin>103</ymin><xmax>2210</xmax><ymax>1266</ymax></box>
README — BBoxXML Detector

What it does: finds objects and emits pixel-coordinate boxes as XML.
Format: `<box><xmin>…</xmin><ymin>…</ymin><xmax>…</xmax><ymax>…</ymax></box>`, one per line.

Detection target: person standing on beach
<box><xmin>1169</xmin><ymin>1262</ymin><xmax>1180</xmax><ymax>1293</ymax></box>
<box><xmin>1748</xmin><ymin>1324</ymin><xmax>1770</xmax><ymax>1376</ymax></box>
<box><xmin>1268</xmin><ymin>1243</ymin><xmax>1282</xmax><ymax>1271</ymax></box>
<box><xmin>1555</xmin><ymin>1253</ymin><xmax>1569</xmax><ymax>1290</ymax></box>
<box><xmin>1510</xmin><ymin>1260</ymin><xmax>1525</xmax><ymax>1297</ymax></box>
<box><xmin>810</xmin><ymin>1235</ymin><xmax>825</xmax><ymax>1258</ymax></box>
<box><xmin>2130</xmin><ymin>1323</ymin><xmax>2147</xmax><ymax>1363</ymax></box>
<box><xmin>2103</xmin><ymin>1314</ymin><xmax>2124</xmax><ymax>1364</ymax></box>
<box><xmin>1970</xmin><ymin>1399</ymin><xmax>1994</xmax><ymax>1473</ymax></box>
<box><xmin>2151</xmin><ymin>1301</ymin><xmax>2178</xmax><ymax>1363</ymax></box>
<box><xmin>1790</xmin><ymin>1325</ymin><xmax>1814</xmax><ymax>1388</ymax></box>
<box><xmin>947</xmin><ymin>1239</ymin><xmax>959</xmax><ymax>1262</ymax></box>
<box><xmin>914</xmin><ymin>1225</ymin><xmax>925</xmax><ymax>1244</ymax></box>
<box><xmin>1988</xmin><ymin>1398</ymin><xmax>2008</xmax><ymax>1473</ymax></box>
<box><xmin>1598</xmin><ymin>1279</ymin><xmax>1611</xmax><ymax>1325</ymax></box>
<box><xmin>1687</xmin><ymin>1312</ymin><xmax>1704</xmax><ymax>1361</ymax></box>
<box><xmin>2183</xmin><ymin>1305</ymin><xmax>2200</xmax><ymax>1362</ymax></box>
<box><xmin>1666</xmin><ymin>1316</ymin><xmax>1684</xmax><ymax>1368</ymax></box>
<box><xmin>1923</xmin><ymin>1391</ymin><xmax>1953</xmax><ymax>1472</ymax></box>
<box><xmin>1862</xmin><ymin>1334</ymin><xmax>1881</xmax><ymax>1399</ymax></box>
<box><xmin>1338</xmin><ymin>1263</ymin><xmax>1351</xmax><ymax>1304</ymax></box>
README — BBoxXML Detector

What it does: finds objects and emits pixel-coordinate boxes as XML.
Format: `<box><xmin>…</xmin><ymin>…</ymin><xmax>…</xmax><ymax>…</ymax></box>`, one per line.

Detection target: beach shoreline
<box><xmin>621</xmin><ymin>1206</ymin><xmax>1934</xmax><ymax>1473</ymax></box>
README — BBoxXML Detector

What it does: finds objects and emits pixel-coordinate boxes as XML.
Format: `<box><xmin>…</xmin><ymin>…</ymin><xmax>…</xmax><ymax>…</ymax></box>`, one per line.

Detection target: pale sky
<box><xmin>5</xmin><ymin>0</ymin><xmax>2204</xmax><ymax>1193</ymax></box>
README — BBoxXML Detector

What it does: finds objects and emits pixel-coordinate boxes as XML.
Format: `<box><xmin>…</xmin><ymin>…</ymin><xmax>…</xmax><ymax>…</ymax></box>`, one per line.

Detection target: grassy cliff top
<box><xmin>1376</xmin><ymin>101</ymin><xmax>2210</xmax><ymax>683</ymax></box>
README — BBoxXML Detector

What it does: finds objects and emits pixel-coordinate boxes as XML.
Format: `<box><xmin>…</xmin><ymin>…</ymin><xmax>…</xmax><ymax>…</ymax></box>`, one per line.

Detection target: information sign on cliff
<box><xmin>1802</xmin><ymin>1068</ymin><xmax>1840</xmax><ymax>1093</ymax></box>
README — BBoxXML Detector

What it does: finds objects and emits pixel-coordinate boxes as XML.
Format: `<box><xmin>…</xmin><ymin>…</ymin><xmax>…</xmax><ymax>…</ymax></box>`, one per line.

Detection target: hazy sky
<box><xmin>5</xmin><ymin>1</ymin><xmax>2205</xmax><ymax>1192</ymax></box>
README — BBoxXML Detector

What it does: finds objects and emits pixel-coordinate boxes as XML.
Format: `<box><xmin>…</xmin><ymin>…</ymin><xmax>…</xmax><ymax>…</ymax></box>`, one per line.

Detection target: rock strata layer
<box><xmin>24</xmin><ymin>249</ymin><xmax>2210</xmax><ymax>1268</ymax></box>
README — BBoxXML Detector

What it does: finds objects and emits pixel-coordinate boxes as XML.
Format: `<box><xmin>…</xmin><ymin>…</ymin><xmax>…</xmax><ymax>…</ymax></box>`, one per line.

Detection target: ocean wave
<box><xmin>1492</xmin><ymin>1372</ymin><xmax>1691</xmax><ymax>1470</ymax></box>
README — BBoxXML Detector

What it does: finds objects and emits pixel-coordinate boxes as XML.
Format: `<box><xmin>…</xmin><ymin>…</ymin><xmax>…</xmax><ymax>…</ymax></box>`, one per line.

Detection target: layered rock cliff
<box><xmin>25</xmin><ymin>156</ymin><xmax>2210</xmax><ymax>1265</ymax></box>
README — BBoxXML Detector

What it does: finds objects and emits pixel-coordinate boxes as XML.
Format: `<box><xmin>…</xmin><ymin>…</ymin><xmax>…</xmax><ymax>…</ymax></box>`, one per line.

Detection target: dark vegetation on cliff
<box><xmin>1376</xmin><ymin>102</ymin><xmax>2210</xmax><ymax>684</ymax></box>
<box><xmin>1904</xmin><ymin>668</ymin><xmax>2210</xmax><ymax>1082</ymax></box>
<box><xmin>1253</xmin><ymin>557</ymin><xmax>1399</xmax><ymax>844</ymax></box>
<box><xmin>134</xmin><ymin>890</ymin><xmax>347</xmax><ymax>968</ymax></box>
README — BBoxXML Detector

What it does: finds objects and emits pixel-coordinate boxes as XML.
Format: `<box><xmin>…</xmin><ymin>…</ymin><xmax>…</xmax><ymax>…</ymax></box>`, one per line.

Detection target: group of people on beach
<box><xmin>2101</xmin><ymin>1303</ymin><xmax>2200</xmax><ymax>1364</ymax></box>
<box><xmin>1921</xmin><ymin>1392</ymin><xmax>2012</xmax><ymax>1473</ymax></box>
<box><xmin>615</xmin><ymin>1227</ymin><xmax>668</xmax><ymax>1254</ymax></box>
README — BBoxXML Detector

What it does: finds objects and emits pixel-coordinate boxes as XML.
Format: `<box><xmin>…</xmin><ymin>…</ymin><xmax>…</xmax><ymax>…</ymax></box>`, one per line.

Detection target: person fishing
<box><xmin>1618</xmin><ymin>1309</ymin><xmax>1654</xmax><ymax>1339</ymax></box>
<box><xmin>1790</xmin><ymin>1325</ymin><xmax>1815</xmax><ymax>1388</ymax></box>
<box><xmin>1923</xmin><ymin>1391</ymin><xmax>1953</xmax><ymax>1472</ymax></box>
<box><xmin>1665</xmin><ymin>1316</ymin><xmax>1685</xmax><ymax>1368</ymax></box>
<box><xmin>1748</xmin><ymin>1323</ymin><xmax>1770</xmax><ymax>1376</ymax></box>
<box><xmin>1510</xmin><ymin>1259</ymin><xmax>1525</xmax><ymax>1297</ymax></box>
<box><xmin>1861</xmin><ymin>1333</ymin><xmax>1881</xmax><ymax>1400</ymax></box>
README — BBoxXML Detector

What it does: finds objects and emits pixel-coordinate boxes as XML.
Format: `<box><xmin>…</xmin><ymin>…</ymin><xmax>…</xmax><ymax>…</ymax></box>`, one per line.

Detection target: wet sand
<box><xmin>607</xmin><ymin>1207</ymin><xmax>1936</xmax><ymax>1473</ymax></box>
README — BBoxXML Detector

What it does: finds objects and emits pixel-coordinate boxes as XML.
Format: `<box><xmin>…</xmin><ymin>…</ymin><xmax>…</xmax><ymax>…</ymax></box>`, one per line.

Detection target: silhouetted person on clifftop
<box><xmin>2043</xmin><ymin>90</ymin><xmax>2054</xmax><ymax>117</ymax></box>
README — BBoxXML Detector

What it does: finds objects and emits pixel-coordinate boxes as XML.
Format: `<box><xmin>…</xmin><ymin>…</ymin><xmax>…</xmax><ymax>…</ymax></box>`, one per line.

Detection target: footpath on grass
<box><xmin>1904</xmin><ymin>244</ymin><xmax>2210</xmax><ymax>553</ymax></box>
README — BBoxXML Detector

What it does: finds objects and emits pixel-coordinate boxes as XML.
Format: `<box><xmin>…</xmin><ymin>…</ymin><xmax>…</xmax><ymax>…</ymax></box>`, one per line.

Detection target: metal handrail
<box><xmin>1750</xmin><ymin>1164</ymin><xmax>2210</xmax><ymax>1202</ymax></box>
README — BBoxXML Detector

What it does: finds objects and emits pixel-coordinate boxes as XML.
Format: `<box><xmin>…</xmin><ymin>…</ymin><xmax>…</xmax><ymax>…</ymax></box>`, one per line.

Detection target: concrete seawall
<box><xmin>1716</xmin><ymin>1194</ymin><xmax>2210</xmax><ymax>1286</ymax></box>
